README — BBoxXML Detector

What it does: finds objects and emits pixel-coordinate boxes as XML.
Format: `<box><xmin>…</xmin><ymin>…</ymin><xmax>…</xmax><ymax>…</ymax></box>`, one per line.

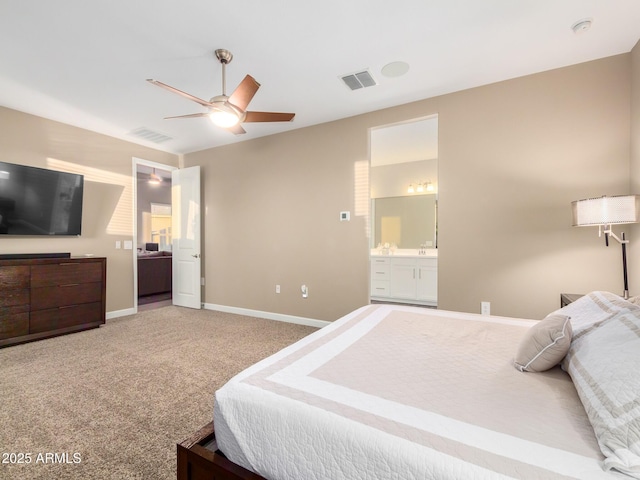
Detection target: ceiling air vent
<box><xmin>340</xmin><ymin>69</ymin><xmax>377</xmax><ymax>91</ymax></box>
<box><xmin>127</xmin><ymin>127</ymin><xmax>172</xmax><ymax>144</ymax></box>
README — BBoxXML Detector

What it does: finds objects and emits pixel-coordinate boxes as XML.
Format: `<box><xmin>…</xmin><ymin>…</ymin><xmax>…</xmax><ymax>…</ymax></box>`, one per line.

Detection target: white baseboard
<box><xmin>106</xmin><ymin>307</ymin><xmax>136</xmax><ymax>320</ymax></box>
<box><xmin>203</xmin><ymin>303</ymin><xmax>330</xmax><ymax>329</ymax></box>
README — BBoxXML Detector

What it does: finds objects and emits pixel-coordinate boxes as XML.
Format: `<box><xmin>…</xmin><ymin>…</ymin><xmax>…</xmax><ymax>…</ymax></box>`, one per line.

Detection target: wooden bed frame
<box><xmin>177</xmin><ymin>422</ymin><xmax>266</xmax><ymax>480</ymax></box>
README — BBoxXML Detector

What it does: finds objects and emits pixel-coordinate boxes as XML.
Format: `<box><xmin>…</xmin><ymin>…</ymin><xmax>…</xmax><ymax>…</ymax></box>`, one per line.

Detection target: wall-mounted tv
<box><xmin>0</xmin><ymin>161</ymin><xmax>84</xmax><ymax>236</ymax></box>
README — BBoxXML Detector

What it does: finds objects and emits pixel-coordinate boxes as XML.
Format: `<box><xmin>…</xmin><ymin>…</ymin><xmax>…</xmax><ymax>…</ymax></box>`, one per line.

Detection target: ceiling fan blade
<box><xmin>244</xmin><ymin>111</ymin><xmax>295</xmax><ymax>123</ymax></box>
<box><xmin>228</xmin><ymin>75</ymin><xmax>260</xmax><ymax>111</ymax></box>
<box><xmin>164</xmin><ymin>113</ymin><xmax>210</xmax><ymax>120</ymax></box>
<box><xmin>147</xmin><ymin>79</ymin><xmax>213</xmax><ymax>108</ymax></box>
<box><xmin>225</xmin><ymin>123</ymin><xmax>246</xmax><ymax>135</ymax></box>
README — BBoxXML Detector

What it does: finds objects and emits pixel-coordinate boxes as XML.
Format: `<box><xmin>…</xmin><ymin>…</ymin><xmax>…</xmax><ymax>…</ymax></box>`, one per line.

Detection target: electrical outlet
<box><xmin>481</xmin><ymin>301</ymin><xmax>491</xmax><ymax>316</ymax></box>
<box><xmin>275</xmin><ymin>284</ymin><xmax>280</xmax><ymax>294</ymax></box>
<box><xmin>301</xmin><ymin>284</ymin><xmax>308</xmax><ymax>298</ymax></box>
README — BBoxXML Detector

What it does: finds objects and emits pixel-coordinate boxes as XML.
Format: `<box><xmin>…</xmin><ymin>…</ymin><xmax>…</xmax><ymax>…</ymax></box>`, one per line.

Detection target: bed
<box><xmin>177</xmin><ymin>291</ymin><xmax>640</xmax><ymax>479</ymax></box>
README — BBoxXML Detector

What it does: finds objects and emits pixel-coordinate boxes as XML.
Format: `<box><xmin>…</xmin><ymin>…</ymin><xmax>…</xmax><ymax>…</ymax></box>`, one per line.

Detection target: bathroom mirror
<box><xmin>370</xmin><ymin>115</ymin><xmax>438</xmax><ymax>251</ymax></box>
<box><xmin>372</xmin><ymin>194</ymin><xmax>437</xmax><ymax>249</ymax></box>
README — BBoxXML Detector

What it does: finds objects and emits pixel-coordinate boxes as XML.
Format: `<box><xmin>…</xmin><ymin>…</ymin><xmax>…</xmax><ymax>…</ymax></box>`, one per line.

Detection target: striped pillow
<box><xmin>563</xmin><ymin>309</ymin><xmax>640</xmax><ymax>477</ymax></box>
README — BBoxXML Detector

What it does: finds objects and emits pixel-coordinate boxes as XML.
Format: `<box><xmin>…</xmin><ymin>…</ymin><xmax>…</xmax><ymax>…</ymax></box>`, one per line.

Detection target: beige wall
<box><xmin>187</xmin><ymin>53</ymin><xmax>633</xmax><ymax>321</ymax></box>
<box><xmin>0</xmin><ymin>107</ymin><xmax>179</xmax><ymax>313</ymax></box>
<box><xmin>0</xmin><ymin>52</ymin><xmax>633</xmax><ymax>322</ymax></box>
<box><xmin>438</xmin><ymin>54</ymin><xmax>631</xmax><ymax>317</ymax></box>
<box><xmin>186</xmin><ymin>120</ymin><xmax>371</xmax><ymax>321</ymax></box>
<box><xmin>631</xmin><ymin>40</ymin><xmax>640</xmax><ymax>285</ymax></box>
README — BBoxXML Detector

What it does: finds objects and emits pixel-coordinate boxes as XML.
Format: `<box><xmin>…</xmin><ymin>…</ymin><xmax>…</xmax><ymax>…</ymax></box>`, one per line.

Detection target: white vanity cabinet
<box><xmin>370</xmin><ymin>257</ymin><xmax>391</xmax><ymax>298</ymax></box>
<box><xmin>370</xmin><ymin>255</ymin><xmax>437</xmax><ymax>306</ymax></box>
<box><xmin>389</xmin><ymin>259</ymin><xmax>418</xmax><ymax>299</ymax></box>
<box><xmin>416</xmin><ymin>259</ymin><xmax>437</xmax><ymax>303</ymax></box>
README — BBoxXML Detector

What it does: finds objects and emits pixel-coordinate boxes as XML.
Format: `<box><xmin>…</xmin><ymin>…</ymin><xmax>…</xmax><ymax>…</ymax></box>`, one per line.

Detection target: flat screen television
<box><xmin>0</xmin><ymin>161</ymin><xmax>84</xmax><ymax>236</ymax></box>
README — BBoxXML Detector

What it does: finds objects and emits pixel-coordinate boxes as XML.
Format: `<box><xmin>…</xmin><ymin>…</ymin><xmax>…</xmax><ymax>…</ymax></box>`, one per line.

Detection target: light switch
<box><xmin>124</xmin><ymin>240</ymin><xmax>133</xmax><ymax>250</ymax></box>
<box><xmin>115</xmin><ymin>241</ymin><xmax>121</xmax><ymax>249</ymax></box>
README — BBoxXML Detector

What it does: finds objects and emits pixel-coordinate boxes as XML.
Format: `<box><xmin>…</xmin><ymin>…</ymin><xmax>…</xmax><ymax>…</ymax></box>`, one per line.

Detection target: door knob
<box><xmin>191</xmin><ymin>253</ymin><xmax>200</xmax><ymax>258</ymax></box>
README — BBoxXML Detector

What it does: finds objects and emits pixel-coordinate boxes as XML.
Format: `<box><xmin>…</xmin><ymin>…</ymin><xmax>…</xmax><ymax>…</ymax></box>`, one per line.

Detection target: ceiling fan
<box><xmin>147</xmin><ymin>49</ymin><xmax>295</xmax><ymax>135</ymax></box>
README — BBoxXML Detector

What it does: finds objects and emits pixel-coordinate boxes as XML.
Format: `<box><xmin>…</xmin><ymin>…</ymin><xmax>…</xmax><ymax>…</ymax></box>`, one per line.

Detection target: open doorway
<box><xmin>133</xmin><ymin>159</ymin><xmax>177</xmax><ymax>312</ymax></box>
<box><xmin>369</xmin><ymin>116</ymin><xmax>439</xmax><ymax>307</ymax></box>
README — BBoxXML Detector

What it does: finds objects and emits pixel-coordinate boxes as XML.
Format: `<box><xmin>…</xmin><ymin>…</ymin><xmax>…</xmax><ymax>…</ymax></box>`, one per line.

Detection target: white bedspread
<box><xmin>214</xmin><ymin>304</ymin><xmax>627</xmax><ymax>480</ymax></box>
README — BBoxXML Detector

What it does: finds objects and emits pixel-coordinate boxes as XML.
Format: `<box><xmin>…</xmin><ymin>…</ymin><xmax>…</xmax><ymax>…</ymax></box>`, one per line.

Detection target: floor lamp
<box><xmin>572</xmin><ymin>195</ymin><xmax>640</xmax><ymax>299</ymax></box>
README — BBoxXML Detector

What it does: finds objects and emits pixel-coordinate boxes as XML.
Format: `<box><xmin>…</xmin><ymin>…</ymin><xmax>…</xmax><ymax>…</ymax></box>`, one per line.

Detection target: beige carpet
<box><xmin>0</xmin><ymin>306</ymin><xmax>317</xmax><ymax>480</ymax></box>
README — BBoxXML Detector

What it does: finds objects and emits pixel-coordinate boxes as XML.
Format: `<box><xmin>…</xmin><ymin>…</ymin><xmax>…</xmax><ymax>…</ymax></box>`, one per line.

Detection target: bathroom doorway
<box><xmin>133</xmin><ymin>159</ymin><xmax>177</xmax><ymax>311</ymax></box>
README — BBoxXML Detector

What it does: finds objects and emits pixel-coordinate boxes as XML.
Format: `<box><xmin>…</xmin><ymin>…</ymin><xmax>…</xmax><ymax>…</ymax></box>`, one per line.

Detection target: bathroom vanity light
<box><xmin>572</xmin><ymin>194</ymin><xmax>640</xmax><ymax>299</ymax></box>
<box><xmin>407</xmin><ymin>181</ymin><xmax>434</xmax><ymax>194</ymax></box>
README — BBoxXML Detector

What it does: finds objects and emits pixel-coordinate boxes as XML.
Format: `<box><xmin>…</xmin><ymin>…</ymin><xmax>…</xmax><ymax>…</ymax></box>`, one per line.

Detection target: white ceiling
<box><xmin>0</xmin><ymin>1</ymin><xmax>639</xmax><ymax>155</ymax></box>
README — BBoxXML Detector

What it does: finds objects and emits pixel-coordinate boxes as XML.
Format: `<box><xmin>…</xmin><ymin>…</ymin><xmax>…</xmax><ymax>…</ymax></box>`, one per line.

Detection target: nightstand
<box><xmin>560</xmin><ymin>293</ymin><xmax>583</xmax><ymax>308</ymax></box>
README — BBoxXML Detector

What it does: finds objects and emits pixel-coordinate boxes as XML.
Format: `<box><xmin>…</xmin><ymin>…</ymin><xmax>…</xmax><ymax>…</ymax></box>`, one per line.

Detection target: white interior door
<box><xmin>171</xmin><ymin>166</ymin><xmax>201</xmax><ymax>309</ymax></box>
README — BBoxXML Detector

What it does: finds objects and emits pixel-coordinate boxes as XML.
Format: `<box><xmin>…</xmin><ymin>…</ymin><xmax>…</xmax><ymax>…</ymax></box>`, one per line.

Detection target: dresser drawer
<box><xmin>371</xmin><ymin>263</ymin><xmax>390</xmax><ymax>279</ymax></box>
<box><xmin>29</xmin><ymin>302</ymin><xmax>103</xmax><ymax>333</ymax></box>
<box><xmin>0</xmin><ymin>266</ymin><xmax>30</xmax><ymax>289</ymax></box>
<box><xmin>31</xmin><ymin>262</ymin><xmax>103</xmax><ymax>287</ymax></box>
<box><xmin>31</xmin><ymin>282</ymin><xmax>103</xmax><ymax>310</ymax></box>
<box><xmin>371</xmin><ymin>257</ymin><xmax>390</xmax><ymax>266</ymax></box>
<box><xmin>0</xmin><ymin>306</ymin><xmax>29</xmax><ymax>340</ymax></box>
<box><xmin>371</xmin><ymin>257</ymin><xmax>391</xmax><ymax>280</ymax></box>
<box><xmin>0</xmin><ymin>289</ymin><xmax>29</xmax><ymax>308</ymax></box>
<box><xmin>370</xmin><ymin>279</ymin><xmax>390</xmax><ymax>297</ymax></box>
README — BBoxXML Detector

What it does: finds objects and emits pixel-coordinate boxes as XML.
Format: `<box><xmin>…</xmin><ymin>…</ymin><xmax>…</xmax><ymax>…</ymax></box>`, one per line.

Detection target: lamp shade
<box><xmin>572</xmin><ymin>195</ymin><xmax>640</xmax><ymax>226</ymax></box>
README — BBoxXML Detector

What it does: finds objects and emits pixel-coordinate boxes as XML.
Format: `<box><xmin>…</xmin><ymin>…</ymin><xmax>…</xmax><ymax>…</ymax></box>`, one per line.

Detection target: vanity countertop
<box><xmin>370</xmin><ymin>248</ymin><xmax>437</xmax><ymax>258</ymax></box>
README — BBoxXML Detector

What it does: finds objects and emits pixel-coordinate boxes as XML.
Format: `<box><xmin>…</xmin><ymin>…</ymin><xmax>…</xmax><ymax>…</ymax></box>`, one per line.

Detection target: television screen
<box><xmin>0</xmin><ymin>161</ymin><xmax>84</xmax><ymax>236</ymax></box>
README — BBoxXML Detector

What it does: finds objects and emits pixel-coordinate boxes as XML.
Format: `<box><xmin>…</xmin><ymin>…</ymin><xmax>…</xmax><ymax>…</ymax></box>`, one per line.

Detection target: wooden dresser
<box><xmin>0</xmin><ymin>256</ymin><xmax>106</xmax><ymax>348</ymax></box>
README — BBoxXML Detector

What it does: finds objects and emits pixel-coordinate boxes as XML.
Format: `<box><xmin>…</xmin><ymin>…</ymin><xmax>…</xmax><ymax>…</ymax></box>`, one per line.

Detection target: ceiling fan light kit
<box><xmin>147</xmin><ymin>49</ymin><xmax>295</xmax><ymax>135</ymax></box>
<box><xmin>148</xmin><ymin>168</ymin><xmax>162</xmax><ymax>185</ymax></box>
<box><xmin>210</xmin><ymin>110</ymin><xmax>240</xmax><ymax>128</ymax></box>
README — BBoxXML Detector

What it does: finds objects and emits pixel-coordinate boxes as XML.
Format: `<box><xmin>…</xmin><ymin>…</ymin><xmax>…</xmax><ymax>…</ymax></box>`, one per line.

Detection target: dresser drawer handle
<box><xmin>58</xmin><ymin>304</ymin><xmax>79</xmax><ymax>310</ymax></box>
<box><xmin>60</xmin><ymin>283</ymin><xmax>80</xmax><ymax>287</ymax></box>
<box><xmin>59</xmin><ymin>263</ymin><xmax>78</xmax><ymax>266</ymax></box>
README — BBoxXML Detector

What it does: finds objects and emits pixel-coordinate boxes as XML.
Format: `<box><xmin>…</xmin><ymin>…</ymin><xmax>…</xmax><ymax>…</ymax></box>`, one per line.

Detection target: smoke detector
<box><xmin>572</xmin><ymin>18</ymin><xmax>592</xmax><ymax>34</ymax></box>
